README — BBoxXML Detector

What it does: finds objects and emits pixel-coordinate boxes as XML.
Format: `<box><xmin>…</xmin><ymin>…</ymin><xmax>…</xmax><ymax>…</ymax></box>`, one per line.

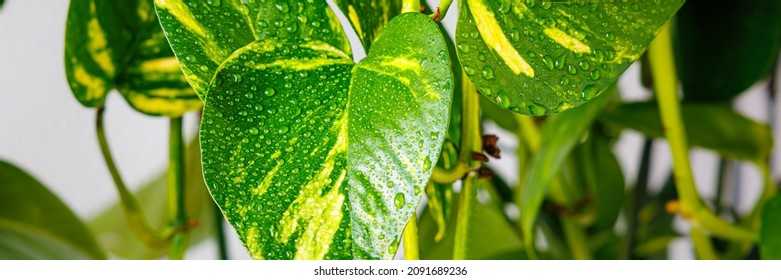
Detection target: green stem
<box><xmin>403</xmin><ymin>214</ymin><xmax>420</xmax><ymax>260</ymax></box>
<box><xmin>714</xmin><ymin>159</ymin><xmax>729</xmax><ymax>215</ymax></box>
<box><xmin>515</xmin><ymin>115</ymin><xmax>541</xmax><ymax>151</ymax></box>
<box><xmin>213</xmin><ymin>202</ymin><xmax>229</xmax><ymax>260</ymax></box>
<box><xmin>401</xmin><ymin>0</ymin><xmax>420</xmax><ymax>13</ymax></box>
<box><xmin>431</xmin><ymin>163</ymin><xmax>474</xmax><ymax>184</ymax></box>
<box><xmin>691</xmin><ymin>228</ymin><xmax>718</xmax><ymax>260</ymax></box>
<box><xmin>649</xmin><ymin>22</ymin><xmax>757</xmax><ymax>243</ymax></box>
<box><xmin>95</xmin><ymin>107</ymin><xmax>169</xmax><ymax>248</ymax></box>
<box><xmin>454</xmin><ymin>173</ymin><xmax>478</xmax><ymax>260</ymax></box>
<box><xmin>429</xmin><ymin>0</ymin><xmax>454</xmax><ymax>22</ymax></box>
<box><xmin>168</xmin><ymin>117</ymin><xmax>188</xmax><ymax>260</ymax></box>
<box><xmin>561</xmin><ymin>217</ymin><xmax>590</xmax><ymax>260</ymax></box>
<box><xmin>453</xmin><ymin>75</ymin><xmax>482</xmax><ymax>260</ymax></box>
<box><xmin>621</xmin><ymin>139</ymin><xmax>653</xmax><ymax>260</ymax></box>
<box><xmin>743</xmin><ymin>163</ymin><xmax>777</xmax><ymax>228</ymax></box>
<box><xmin>648</xmin><ymin>23</ymin><xmax>700</xmax><ymax>215</ymax></box>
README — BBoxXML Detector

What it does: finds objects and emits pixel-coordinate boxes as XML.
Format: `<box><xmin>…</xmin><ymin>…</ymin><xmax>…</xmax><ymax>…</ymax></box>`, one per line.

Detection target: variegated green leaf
<box><xmin>334</xmin><ymin>0</ymin><xmax>402</xmax><ymax>50</ymax></box>
<box><xmin>455</xmin><ymin>0</ymin><xmax>683</xmax><ymax>115</ymax></box>
<box><xmin>64</xmin><ymin>0</ymin><xmax>200</xmax><ymax>117</ymax></box>
<box><xmin>200</xmin><ymin>13</ymin><xmax>451</xmax><ymax>259</ymax></box>
<box><xmin>154</xmin><ymin>0</ymin><xmax>352</xmax><ymax>99</ymax></box>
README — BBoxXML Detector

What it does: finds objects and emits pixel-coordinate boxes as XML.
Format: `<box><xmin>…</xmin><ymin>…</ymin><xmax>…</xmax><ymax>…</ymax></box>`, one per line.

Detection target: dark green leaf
<box><xmin>602</xmin><ymin>102</ymin><xmax>773</xmax><ymax>164</ymax></box>
<box><xmin>64</xmin><ymin>0</ymin><xmax>200</xmax><ymax>116</ymax></box>
<box><xmin>455</xmin><ymin>0</ymin><xmax>683</xmax><ymax>115</ymax></box>
<box><xmin>760</xmin><ymin>194</ymin><xmax>781</xmax><ymax>260</ymax></box>
<box><xmin>579</xmin><ymin>135</ymin><xmax>625</xmax><ymax>230</ymax></box>
<box><xmin>334</xmin><ymin>0</ymin><xmax>402</xmax><ymax>50</ymax></box>
<box><xmin>88</xmin><ymin>139</ymin><xmax>213</xmax><ymax>259</ymax></box>
<box><xmin>154</xmin><ymin>0</ymin><xmax>352</xmax><ymax>99</ymax></box>
<box><xmin>675</xmin><ymin>0</ymin><xmax>781</xmax><ymax>102</ymax></box>
<box><xmin>520</xmin><ymin>88</ymin><xmax>613</xmax><ymax>252</ymax></box>
<box><xmin>0</xmin><ymin>160</ymin><xmax>104</xmax><ymax>259</ymax></box>
<box><xmin>0</xmin><ymin>219</ymin><xmax>94</xmax><ymax>260</ymax></box>
<box><xmin>200</xmin><ymin>13</ymin><xmax>452</xmax><ymax>259</ymax></box>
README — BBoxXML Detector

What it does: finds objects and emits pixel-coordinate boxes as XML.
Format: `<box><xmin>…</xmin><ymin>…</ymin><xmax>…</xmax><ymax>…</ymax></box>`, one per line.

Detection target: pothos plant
<box><xmin>3</xmin><ymin>0</ymin><xmax>780</xmax><ymax>260</ymax></box>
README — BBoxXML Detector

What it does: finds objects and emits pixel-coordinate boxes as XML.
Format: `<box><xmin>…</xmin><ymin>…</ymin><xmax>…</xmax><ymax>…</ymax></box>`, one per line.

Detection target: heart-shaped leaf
<box><xmin>0</xmin><ymin>160</ymin><xmax>105</xmax><ymax>259</ymax></box>
<box><xmin>199</xmin><ymin>13</ymin><xmax>452</xmax><ymax>259</ymax></box>
<box><xmin>334</xmin><ymin>0</ymin><xmax>402</xmax><ymax>50</ymax></box>
<box><xmin>154</xmin><ymin>0</ymin><xmax>352</xmax><ymax>99</ymax></box>
<box><xmin>455</xmin><ymin>0</ymin><xmax>683</xmax><ymax>115</ymax></box>
<box><xmin>675</xmin><ymin>0</ymin><xmax>781</xmax><ymax>102</ymax></box>
<box><xmin>64</xmin><ymin>0</ymin><xmax>200</xmax><ymax>117</ymax></box>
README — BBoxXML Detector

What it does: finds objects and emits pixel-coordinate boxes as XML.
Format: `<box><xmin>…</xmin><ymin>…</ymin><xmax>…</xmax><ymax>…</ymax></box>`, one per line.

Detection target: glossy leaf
<box><xmin>200</xmin><ymin>13</ymin><xmax>451</xmax><ymax>259</ymax></box>
<box><xmin>334</xmin><ymin>0</ymin><xmax>402</xmax><ymax>50</ymax></box>
<box><xmin>424</xmin><ymin>13</ymin><xmax>462</xmax><ymax>243</ymax></box>
<box><xmin>520</xmin><ymin>88</ymin><xmax>613</xmax><ymax>253</ymax></box>
<box><xmin>154</xmin><ymin>0</ymin><xmax>351</xmax><ymax>99</ymax></box>
<box><xmin>64</xmin><ymin>0</ymin><xmax>200</xmax><ymax>117</ymax></box>
<box><xmin>602</xmin><ymin>102</ymin><xmax>773</xmax><ymax>164</ymax></box>
<box><xmin>88</xmin><ymin>139</ymin><xmax>213</xmax><ymax>259</ymax></box>
<box><xmin>0</xmin><ymin>219</ymin><xmax>93</xmax><ymax>260</ymax></box>
<box><xmin>675</xmin><ymin>0</ymin><xmax>781</xmax><ymax>102</ymax></box>
<box><xmin>760</xmin><ymin>194</ymin><xmax>781</xmax><ymax>260</ymax></box>
<box><xmin>0</xmin><ymin>161</ymin><xmax>104</xmax><ymax>259</ymax></box>
<box><xmin>455</xmin><ymin>0</ymin><xmax>683</xmax><ymax>115</ymax></box>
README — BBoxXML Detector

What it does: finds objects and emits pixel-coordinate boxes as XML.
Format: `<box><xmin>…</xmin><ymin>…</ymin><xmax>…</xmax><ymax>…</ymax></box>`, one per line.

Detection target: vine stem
<box><xmin>649</xmin><ymin>23</ymin><xmax>757</xmax><ymax>243</ymax></box>
<box><xmin>403</xmin><ymin>214</ymin><xmax>420</xmax><ymax>260</ymax></box>
<box><xmin>621</xmin><ymin>139</ymin><xmax>653</xmax><ymax>260</ymax></box>
<box><xmin>453</xmin><ymin>75</ymin><xmax>482</xmax><ymax>260</ymax></box>
<box><xmin>168</xmin><ymin>117</ymin><xmax>188</xmax><ymax>259</ymax></box>
<box><xmin>429</xmin><ymin>0</ymin><xmax>454</xmax><ymax>22</ymax></box>
<box><xmin>213</xmin><ymin>203</ymin><xmax>229</xmax><ymax>260</ymax></box>
<box><xmin>401</xmin><ymin>0</ymin><xmax>420</xmax><ymax>13</ymax></box>
<box><xmin>96</xmin><ymin>107</ymin><xmax>170</xmax><ymax>248</ymax></box>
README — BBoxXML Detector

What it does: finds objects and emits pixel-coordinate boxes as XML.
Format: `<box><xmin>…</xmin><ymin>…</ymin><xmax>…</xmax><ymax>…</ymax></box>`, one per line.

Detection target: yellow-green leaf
<box><xmin>334</xmin><ymin>0</ymin><xmax>402</xmax><ymax>50</ymax></box>
<box><xmin>456</xmin><ymin>0</ymin><xmax>683</xmax><ymax>115</ymax></box>
<box><xmin>64</xmin><ymin>0</ymin><xmax>200</xmax><ymax>117</ymax></box>
<box><xmin>200</xmin><ymin>13</ymin><xmax>452</xmax><ymax>259</ymax></box>
<box><xmin>154</xmin><ymin>0</ymin><xmax>352</xmax><ymax>99</ymax></box>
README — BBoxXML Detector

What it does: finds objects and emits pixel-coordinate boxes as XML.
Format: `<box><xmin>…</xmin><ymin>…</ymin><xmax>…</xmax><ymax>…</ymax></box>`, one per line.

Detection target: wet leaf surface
<box><xmin>65</xmin><ymin>0</ymin><xmax>200</xmax><ymax>116</ymax></box>
<box><xmin>456</xmin><ymin>0</ymin><xmax>682</xmax><ymax>115</ymax></box>
<box><xmin>199</xmin><ymin>13</ymin><xmax>452</xmax><ymax>259</ymax></box>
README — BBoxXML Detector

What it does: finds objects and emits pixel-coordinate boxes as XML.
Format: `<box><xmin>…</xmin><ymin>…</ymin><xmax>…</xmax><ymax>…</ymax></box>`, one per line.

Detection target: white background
<box><xmin>0</xmin><ymin>0</ymin><xmax>779</xmax><ymax>260</ymax></box>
